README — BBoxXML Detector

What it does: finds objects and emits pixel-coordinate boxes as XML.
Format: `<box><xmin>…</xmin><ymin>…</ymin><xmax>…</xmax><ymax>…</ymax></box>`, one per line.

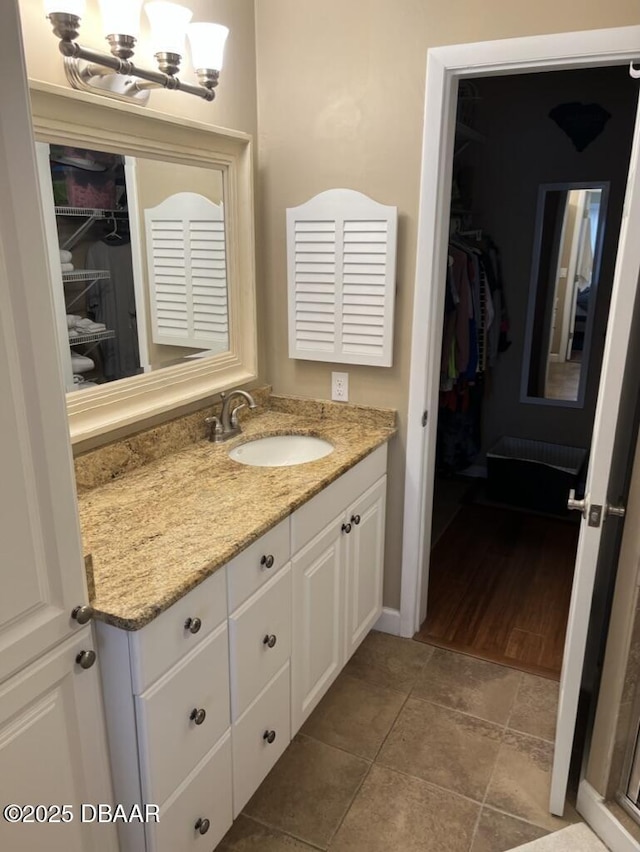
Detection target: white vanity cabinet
<box><xmin>96</xmin><ymin>567</ymin><xmax>232</xmax><ymax>852</ymax></box>
<box><xmin>97</xmin><ymin>444</ymin><xmax>387</xmax><ymax>852</ymax></box>
<box><xmin>291</xmin><ymin>445</ymin><xmax>387</xmax><ymax>731</ymax></box>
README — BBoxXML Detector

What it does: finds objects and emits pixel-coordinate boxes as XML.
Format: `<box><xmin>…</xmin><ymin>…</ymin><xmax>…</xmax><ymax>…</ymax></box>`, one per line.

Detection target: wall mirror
<box><xmin>29</xmin><ymin>82</ymin><xmax>256</xmax><ymax>444</ymax></box>
<box><xmin>521</xmin><ymin>181</ymin><xmax>609</xmax><ymax>408</ymax></box>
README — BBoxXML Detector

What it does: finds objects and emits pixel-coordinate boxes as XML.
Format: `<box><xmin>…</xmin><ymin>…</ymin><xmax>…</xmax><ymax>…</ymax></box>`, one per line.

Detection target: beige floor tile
<box><xmin>344</xmin><ymin>631</ymin><xmax>433</xmax><ymax>695</ymax></box>
<box><xmin>377</xmin><ymin>697</ymin><xmax>502</xmax><ymax>800</ymax></box>
<box><xmin>508</xmin><ymin>675</ymin><xmax>559</xmax><ymax>742</ymax></box>
<box><xmin>243</xmin><ymin>734</ymin><xmax>369</xmax><ymax>849</ymax></box>
<box><xmin>485</xmin><ymin>731</ymin><xmax>580</xmax><ymax>831</ymax></box>
<box><xmin>329</xmin><ymin>764</ymin><xmax>479</xmax><ymax>852</ymax></box>
<box><xmin>301</xmin><ymin>673</ymin><xmax>405</xmax><ymax>759</ymax></box>
<box><xmin>470</xmin><ymin>807</ymin><xmax>549</xmax><ymax>852</ymax></box>
<box><xmin>218</xmin><ymin>815</ymin><xmax>317</xmax><ymax>851</ymax></box>
<box><xmin>412</xmin><ymin>648</ymin><xmax>523</xmax><ymax>724</ymax></box>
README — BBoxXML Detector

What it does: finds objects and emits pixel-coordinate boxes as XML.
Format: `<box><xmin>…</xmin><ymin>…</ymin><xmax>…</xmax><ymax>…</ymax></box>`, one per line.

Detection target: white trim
<box><xmin>124</xmin><ymin>156</ymin><xmax>151</xmax><ymax>373</ymax></box>
<box><xmin>374</xmin><ymin>607</ymin><xmax>401</xmax><ymax>636</ymax></box>
<box><xmin>401</xmin><ymin>23</ymin><xmax>640</xmax><ymax>637</ymax></box>
<box><xmin>577</xmin><ymin>780</ymin><xmax>640</xmax><ymax>852</ymax></box>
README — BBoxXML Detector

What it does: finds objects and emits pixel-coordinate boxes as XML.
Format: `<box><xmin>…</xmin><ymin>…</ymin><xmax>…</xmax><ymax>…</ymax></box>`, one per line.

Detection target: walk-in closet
<box><xmin>415</xmin><ymin>65</ymin><xmax>640</xmax><ymax>680</ymax></box>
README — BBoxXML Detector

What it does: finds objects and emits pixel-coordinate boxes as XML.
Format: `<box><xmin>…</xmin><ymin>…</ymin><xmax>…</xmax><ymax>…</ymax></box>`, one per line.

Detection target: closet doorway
<box><xmin>401</xmin><ymin>26</ymin><xmax>640</xmax><ymax>818</ymax></box>
<box><xmin>413</xmin><ymin>66</ymin><xmax>636</xmax><ymax>681</ymax></box>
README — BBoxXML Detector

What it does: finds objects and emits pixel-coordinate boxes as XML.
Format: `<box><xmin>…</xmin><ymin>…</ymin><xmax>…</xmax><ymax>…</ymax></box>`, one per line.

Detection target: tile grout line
<box><xmin>467</xmin><ymin>671</ymin><xmax>525</xmax><ymax>852</ymax></box>
<box><xmin>239</xmin><ymin>812</ymin><xmax>327</xmax><ymax>851</ymax></box>
<box><xmin>324</xmin><ymin>666</ymin><xmax>425</xmax><ymax>850</ymax></box>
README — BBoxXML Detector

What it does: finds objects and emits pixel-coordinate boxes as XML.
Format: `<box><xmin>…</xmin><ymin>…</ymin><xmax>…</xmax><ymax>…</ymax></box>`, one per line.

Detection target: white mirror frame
<box><xmin>29</xmin><ymin>81</ymin><xmax>257</xmax><ymax>444</ymax></box>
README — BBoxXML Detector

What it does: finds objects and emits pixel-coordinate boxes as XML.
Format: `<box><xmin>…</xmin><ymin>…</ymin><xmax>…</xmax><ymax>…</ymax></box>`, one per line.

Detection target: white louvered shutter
<box><xmin>145</xmin><ymin>192</ymin><xmax>228</xmax><ymax>349</ymax></box>
<box><xmin>287</xmin><ymin>189</ymin><xmax>397</xmax><ymax>366</ymax></box>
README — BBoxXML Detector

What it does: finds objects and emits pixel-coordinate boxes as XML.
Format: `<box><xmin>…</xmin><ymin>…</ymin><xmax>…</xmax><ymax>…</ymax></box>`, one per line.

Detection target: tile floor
<box><xmin>218</xmin><ymin>631</ymin><xmax>580</xmax><ymax>852</ymax></box>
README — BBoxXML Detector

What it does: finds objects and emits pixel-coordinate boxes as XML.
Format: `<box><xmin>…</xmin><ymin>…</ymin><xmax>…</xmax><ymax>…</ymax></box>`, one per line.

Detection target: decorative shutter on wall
<box><xmin>145</xmin><ymin>192</ymin><xmax>228</xmax><ymax>349</ymax></box>
<box><xmin>287</xmin><ymin>189</ymin><xmax>397</xmax><ymax>367</ymax></box>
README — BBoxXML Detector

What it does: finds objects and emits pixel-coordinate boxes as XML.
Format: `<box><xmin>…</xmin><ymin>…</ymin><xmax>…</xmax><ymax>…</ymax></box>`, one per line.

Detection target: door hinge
<box><xmin>422</xmin><ymin>410</ymin><xmax>428</xmax><ymax>427</ymax></box>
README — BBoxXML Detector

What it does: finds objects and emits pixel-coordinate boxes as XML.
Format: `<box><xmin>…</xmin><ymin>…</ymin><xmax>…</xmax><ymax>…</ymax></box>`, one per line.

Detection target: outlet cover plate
<box><xmin>331</xmin><ymin>371</ymin><xmax>349</xmax><ymax>402</ymax></box>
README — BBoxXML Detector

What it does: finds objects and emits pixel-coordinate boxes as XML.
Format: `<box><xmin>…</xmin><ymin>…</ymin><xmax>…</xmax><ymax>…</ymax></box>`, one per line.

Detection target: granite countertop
<box><xmin>77</xmin><ymin>395</ymin><xmax>396</xmax><ymax>630</ymax></box>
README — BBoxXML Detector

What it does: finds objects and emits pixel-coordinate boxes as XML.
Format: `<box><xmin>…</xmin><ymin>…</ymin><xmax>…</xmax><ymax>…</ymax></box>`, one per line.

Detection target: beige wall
<box><xmin>254</xmin><ymin>0</ymin><xmax>639</xmax><ymax>609</ymax></box>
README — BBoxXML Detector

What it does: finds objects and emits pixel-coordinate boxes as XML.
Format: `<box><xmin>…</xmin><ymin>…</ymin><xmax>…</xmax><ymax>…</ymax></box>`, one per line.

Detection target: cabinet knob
<box><xmin>75</xmin><ymin>649</ymin><xmax>96</xmax><ymax>670</ymax></box>
<box><xmin>71</xmin><ymin>604</ymin><xmax>94</xmax><ymax>625</ymax></box>
<box><xmin>341</xmin><ymin>522</ymin><xmax>352</xmax><ymax>534</ymax></box>
<box><xmin>194</xmin><ymin>817</ymin><xmax>210</xmax><ymax>835</ymax></box>
<box><xmin>190</xmin><ymin>708</ymin><xmax>207</xmax><ymax>726</ymax></box>
<box><xmin>263</xmin><ymin>634</ymin><xmax>277</xmax><ymax>649</ymax></box>
<box><xmin>263</xmin><ymin>729</ymin><xmax>276</xmax><ymax>744</ymax></box>
<box><xmin>261</xmin><ymin>554</ymin><xmax>275</xmax><ymax>569</ymax></box>
<box><xmin>184</xmin><ymin>616</ymin><xmax>202</xmax><ymax>634</ymax></box>
<box><xmin>351</xmin><ymin>514</ymin><xmax>361</xmax><ymax>526</ymax></box>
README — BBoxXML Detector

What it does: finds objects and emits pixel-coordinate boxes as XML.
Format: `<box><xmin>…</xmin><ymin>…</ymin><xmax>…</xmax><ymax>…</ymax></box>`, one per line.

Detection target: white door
<box><xmin>0</xmin><ymin>0</ymin><xmax>92</xmax><ymax>682</ymax></box>
<box><xmin>549</xmin><ymin>93</ymin><xmax>640</xmax><ymax>815</ymax></box>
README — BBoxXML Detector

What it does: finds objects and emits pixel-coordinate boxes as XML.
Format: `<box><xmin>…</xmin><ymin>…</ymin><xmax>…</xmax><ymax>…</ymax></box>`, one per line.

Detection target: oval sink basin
<box><xmin>229</xmin><ymin>435</ymin><xmax>334</xmax><ymax>467</ymax></box>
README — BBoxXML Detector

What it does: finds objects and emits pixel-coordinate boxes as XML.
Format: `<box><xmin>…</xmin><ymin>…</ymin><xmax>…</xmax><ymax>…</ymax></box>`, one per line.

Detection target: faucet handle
<box><xmin>204</xmin><ymin>415</ymin><xmax>222</xmax><ymax>442</ymax></box>
<box><xmin>230</xmin><ymin>402</ymin><xmax>247</xmax><ymax>427</ymax></box>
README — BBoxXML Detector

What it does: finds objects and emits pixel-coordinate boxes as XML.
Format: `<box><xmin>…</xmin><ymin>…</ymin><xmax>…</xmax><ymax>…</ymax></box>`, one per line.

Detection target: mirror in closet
<box><xmin>522</xmin><ymin>181</ymin><xmax>609</xmax><ymax>407</ymax></box>
<box><xmin>38</xmin><ymin>143</ymin><xmax>228</xmax><ymax>394</ymax></box>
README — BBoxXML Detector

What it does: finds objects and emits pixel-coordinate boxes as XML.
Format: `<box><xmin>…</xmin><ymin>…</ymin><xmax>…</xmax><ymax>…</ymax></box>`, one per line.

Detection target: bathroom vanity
<box><xmin>77</xmin><ymin>394</ymin><xmax>394</xmax><ymax>851</ymax></box>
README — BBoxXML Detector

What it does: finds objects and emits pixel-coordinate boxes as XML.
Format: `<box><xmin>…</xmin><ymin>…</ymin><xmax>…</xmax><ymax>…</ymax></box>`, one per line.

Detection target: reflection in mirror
<box><xmin>37</xmin><ymin>144</ymin><xmax>228</xmax><ymax>394</ymax></box>
<box><xmin>522</xmin><ymin>181</ymin><xmax>609</xmax><ymax>406</ymax></box>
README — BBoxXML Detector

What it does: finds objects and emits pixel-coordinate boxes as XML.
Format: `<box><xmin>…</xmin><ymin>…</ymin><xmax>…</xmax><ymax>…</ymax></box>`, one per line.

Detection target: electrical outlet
<box><xmin>331</xmin><ymin>371</ymin><xmax>349</xmax><ymax>402</ymax></box>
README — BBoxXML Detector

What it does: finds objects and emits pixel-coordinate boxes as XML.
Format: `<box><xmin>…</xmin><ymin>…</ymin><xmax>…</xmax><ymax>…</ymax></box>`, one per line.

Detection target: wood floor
<box><xmin>415</xmin><ymin>503</ymin><xmax>579</xmax><ymax>679</ymax></box>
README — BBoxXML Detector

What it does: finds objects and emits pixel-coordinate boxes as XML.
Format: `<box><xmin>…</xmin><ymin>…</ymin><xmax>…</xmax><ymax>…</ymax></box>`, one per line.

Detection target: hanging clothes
<box><xmin>436</xmin><ymin>234</ymin><xmax>510</xmax><ymax>474</ymax></box>
<box><xmin>86</xmin><ymin>240</ymin><xmax>140</xmax><ymax>381</ymax></box>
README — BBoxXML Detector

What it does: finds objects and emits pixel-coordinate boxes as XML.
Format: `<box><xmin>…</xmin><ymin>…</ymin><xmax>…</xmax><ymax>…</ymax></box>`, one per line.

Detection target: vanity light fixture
<box><xmin>43</xmin><ymin>0</ymin><xmax>229</xmax><ymax>105</ymax></box>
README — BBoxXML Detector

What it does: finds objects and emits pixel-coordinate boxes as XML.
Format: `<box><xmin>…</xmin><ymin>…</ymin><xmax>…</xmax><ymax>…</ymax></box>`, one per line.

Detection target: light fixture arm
<box><xmin>47</xmin><ymin>12</ymin><xmax>220</xmax><ymax>105</ymax></box>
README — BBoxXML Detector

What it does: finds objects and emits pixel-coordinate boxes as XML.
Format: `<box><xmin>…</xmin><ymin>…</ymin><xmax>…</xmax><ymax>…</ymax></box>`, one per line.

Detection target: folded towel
<box><xmin>67</xmin><ymin>314</ymin><xmax>82</xmax><ymax>329</ymax></box>
<box><xmin>68</xmin><ymin>329</ymin><xmax>79</xmax><ymax>338</ymax></box>
<box><xmin>70</xmin><ymin>353</ymin><xmax>95</xmax><ymax>374</ymax></box>
<box><xmin>74</xmin><ymin>318</ymin><xmax>106</xmax><ymax>332</ymax></box>
<box><xmin>61</xmin><ymin>262</ymin><xmax>74</xmax><ymax>272</ymax></box>
<box><xmin>72</xmin><ymin>376</ymin><xmax>98</xmax><ymax>390</ymax></box>
<box><xmin>59</xmin><ymin>250</ymin><xmax>72</xmax><ymax>263</ymax></box>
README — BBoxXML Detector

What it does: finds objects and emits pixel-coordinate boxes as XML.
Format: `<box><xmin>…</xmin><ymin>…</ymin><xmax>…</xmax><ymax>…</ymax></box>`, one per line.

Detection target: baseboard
<box><xmin>577</xmin><ymin>780</ymin><xmax>639</xmax><ymax>852</ymax></box>
<box><xmin>375</xmin><ymin>607</ymin><xmax>401</xmax><ymax>636</ymax></box>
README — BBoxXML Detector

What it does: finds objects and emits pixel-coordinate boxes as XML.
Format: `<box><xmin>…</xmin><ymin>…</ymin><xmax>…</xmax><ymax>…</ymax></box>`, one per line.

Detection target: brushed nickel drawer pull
<box><xmin>190</xmin><ymin>708</ymin><xmax>206</xmax><ymax>726</ymax></box>
<box><xmin>184</xmin><ymin>616</ymin><xmax>202</xmax><ymax>634</ymax></box>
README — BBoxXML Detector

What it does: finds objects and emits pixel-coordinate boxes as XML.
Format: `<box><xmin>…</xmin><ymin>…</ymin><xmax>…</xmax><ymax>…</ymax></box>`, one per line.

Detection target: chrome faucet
<box><xmin>205</xmin><ymin>389</ymin><xmax>257</xmax><ymax>442</ymax></box>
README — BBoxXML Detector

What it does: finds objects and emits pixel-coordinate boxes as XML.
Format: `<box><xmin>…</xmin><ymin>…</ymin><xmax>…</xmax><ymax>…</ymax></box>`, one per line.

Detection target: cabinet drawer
<box><xmin>229</xmin><ymin>563</ymin><xmax>292</xmax><ymax>719</ymax></box>
<box><xmin>136</xmin><ymin>622</ymin><xmax>230</xmax><ymax>806</ymax></box>
<box><xmin>130</xmin><ymin>567</ymin><xmax>227</xmax><ymax>693</ymax></box>
<box><xmin>292</xmin><ymin>444</ymin><xmax>387</xmax><ymax>551</ymax></box>
<box><xmin>227</xmin><ymin>518</ymin><xmax>290</xmax><ymax>611</ymax></box>
<box><xmin>232</xmin><ymin>663</ymin><xmax>290</xmax><ymax>816</ymax></box>
<box><xmin>147</xmin><ymin>732</ymin><xmax>233</xmax><ymax>852</ymax></box>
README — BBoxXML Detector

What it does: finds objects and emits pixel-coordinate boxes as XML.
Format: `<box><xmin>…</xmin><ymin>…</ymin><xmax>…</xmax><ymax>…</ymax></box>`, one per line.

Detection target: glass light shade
<box><xmin>98</xmin><ymin>0</ymin><xmax>143</xmax><ymax>37</ymax></box>
<box><xmin>187</xmin><ymin>22</ymin><xmax>229</xmax><ymax>72</ymax></box>
<box><xmin>44</xmin><ymin>0</ymin><xmax>85</xmax><ymax>15</ymax></box>
<box><xmin>145</xmin><ymin>2</ymin><xmax>193</xmax><ymax>56</ymax></box>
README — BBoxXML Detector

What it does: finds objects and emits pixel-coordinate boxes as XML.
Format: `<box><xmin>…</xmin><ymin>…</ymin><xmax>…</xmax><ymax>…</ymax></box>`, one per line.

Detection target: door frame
<box><xmin>400</xmin><ymin>25</ymin><xmax>640</xmax><ymax>640</ymax></box>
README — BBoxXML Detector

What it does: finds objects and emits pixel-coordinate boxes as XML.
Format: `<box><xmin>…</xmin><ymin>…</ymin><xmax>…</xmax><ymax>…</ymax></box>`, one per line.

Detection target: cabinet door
<box><xmin>0</xmin><ymin>0</ymin><xmax>89</xmax><ymax>682</ymax></box>
<box><xmin>0</xmin><ymin>630</ymin><xmax>117</xmax><ymax>852</ymax></box>
<box><xmin>344</xmin><ymin>477</ymin><xmax>386</xmax><ymax>660</ymax></box>
<box><xmin>291</xmin><ymin>518</ymin><xmax>345</xmax><ymax>734</ymax></box>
